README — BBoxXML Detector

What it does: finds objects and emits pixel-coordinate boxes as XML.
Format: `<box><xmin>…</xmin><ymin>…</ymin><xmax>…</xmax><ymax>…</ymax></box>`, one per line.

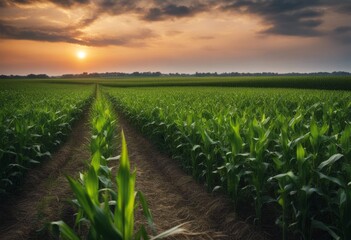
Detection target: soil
<box><xmin>118</xmin><ymin>115</ymin><xmax>267</xmax><ymax>240</ymax></box>
<box><xmin>0</xmin><ymin>108</ymin><xmax>91</xmax><ymax>240</ymax></box>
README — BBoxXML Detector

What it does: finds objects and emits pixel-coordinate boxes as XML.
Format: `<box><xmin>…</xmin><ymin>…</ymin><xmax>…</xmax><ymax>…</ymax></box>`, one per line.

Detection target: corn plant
<box><xmin>52</xmin><ymin>133</ymin><xmax>158</xmax><ymax>239</ymax></box>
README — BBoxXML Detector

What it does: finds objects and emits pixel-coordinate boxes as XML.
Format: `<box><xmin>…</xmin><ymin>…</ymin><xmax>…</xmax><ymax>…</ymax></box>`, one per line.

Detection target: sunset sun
<box><xmin>76</xmin><ymin>51</ymin><xmax>86</xmax><ymax>59</ymax></box>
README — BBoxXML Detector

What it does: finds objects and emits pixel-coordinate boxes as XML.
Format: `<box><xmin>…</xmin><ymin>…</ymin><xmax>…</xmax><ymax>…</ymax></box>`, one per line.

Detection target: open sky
<box><xmin>1</xmin><ymin>0</ymin><xmax>351</xmax><ymax>75</ymax></box>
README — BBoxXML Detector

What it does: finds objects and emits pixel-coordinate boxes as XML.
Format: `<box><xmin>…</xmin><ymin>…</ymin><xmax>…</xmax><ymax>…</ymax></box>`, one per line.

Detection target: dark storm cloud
<box><xmin>262</xmin><ymin>10</ymin><xmax>324</xmax><ymax>36</ymax></box>
<box><xmin>143</xmin><ymin>3</ymin><xmax>206</xmax><ymax>21</ymax></box>
<box><xmin>222</xmin><ymin>0</ymin><xmax>326</xmax><ymax>36</ymax></box>
<box><xmin>0</xmin><ymin>20</ymin><xmax>155</xmax><ymax>46</ymax></box>
<box><xmin>139</xmin><ymin>0</ymin><xmax>350</xmax><ymax>38</ymax></box>
<box><xmin>94</xmin><ymin>0</ymin><xmax>143</xmax><ymax>15</ymax></box>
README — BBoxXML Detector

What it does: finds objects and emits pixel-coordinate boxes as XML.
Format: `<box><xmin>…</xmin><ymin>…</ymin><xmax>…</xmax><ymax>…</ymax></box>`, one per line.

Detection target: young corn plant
<box><xmin>245</xmin><ymin>117</ymin><xmax>272</xmax><ymax>225</ymax></box>
<box><xmin>218</xmin><ymin>117</ymin><xmax>244</xmax><ymax>209</ymax></box>
<box><xmin>199</xmin><ymin>128</ymin><xmax>220</xmax><ymax>191</ymax></box>
<box><xmin>268</xmin><ymin>171</ymin><xmax>295</xmax><ymax>240</ymax></box>
<box><xmin>52</xmin><ymin>132</ymin><xmax>160</xmax><ymax>239</ymax></box>
<box><xmin>52</xmin><ymin>91</ymin><xmax>185</xmax><ymax>239</ymax></box>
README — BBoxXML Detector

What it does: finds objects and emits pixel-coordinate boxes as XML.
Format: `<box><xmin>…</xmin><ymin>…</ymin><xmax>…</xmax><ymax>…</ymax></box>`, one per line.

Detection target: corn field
<box><xmin>0</xmin><ymin>83</ymin><xmax>93</xmax><ymax>195</ymax></box>
<box><xmin>106</xmin><ymin>86</ymin><xmax>351</xmax><ymax>240</ymax></box>
<box><xmin>1</xmin><ymin>80</ymin><xmax>351</xmax><ymax>239</ymax></box>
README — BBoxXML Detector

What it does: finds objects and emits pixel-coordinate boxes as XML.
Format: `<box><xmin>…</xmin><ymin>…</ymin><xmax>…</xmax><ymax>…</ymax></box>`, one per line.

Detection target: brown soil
<box><xmin>118</xmin><ymin>115</ymin><xmax>267</xmax><ymax>240</ymax></box>
<box><xmin>0</xmin><ymin>108</ymin><xmax>91</xmax><ymax>240</ymax></box>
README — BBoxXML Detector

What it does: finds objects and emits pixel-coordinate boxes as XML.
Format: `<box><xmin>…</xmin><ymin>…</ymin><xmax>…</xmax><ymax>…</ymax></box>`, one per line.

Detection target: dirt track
<box><xmin>118</xmin><ymin>115</ymin><xmax>265</xmax><ymax>240</ymax></box>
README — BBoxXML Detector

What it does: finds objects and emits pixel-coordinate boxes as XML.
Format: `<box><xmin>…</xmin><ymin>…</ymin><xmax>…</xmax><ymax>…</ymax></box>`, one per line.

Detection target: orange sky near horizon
<box><xmin>1</xmin><ymin>0</ymin><xmax>351</xmax><ymax>75</ymax></box>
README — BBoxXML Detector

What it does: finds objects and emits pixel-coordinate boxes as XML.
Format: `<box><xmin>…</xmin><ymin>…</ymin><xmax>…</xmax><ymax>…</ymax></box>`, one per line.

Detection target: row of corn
<box><xmin>106</xmin><ymin>86</ymin><xmax>351</xmax><ymax>240</ymax></box>
<box><xmin>51</xmin><ymin>87</ymin><xmax>184</xmax><ymax>239</ymax></box>
<box><xmin>0</xmin><ymin>83</ymin><xmax>93</xmax><ymax>196</ymax></box>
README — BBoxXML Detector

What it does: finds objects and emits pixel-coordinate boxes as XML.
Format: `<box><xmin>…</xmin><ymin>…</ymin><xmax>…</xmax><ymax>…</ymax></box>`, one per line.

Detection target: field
<box><xmin>12</xmin><ymin>75</ymin><xmax>351</xmax><ymax>90</ymax></box>
<box><xmin>0</xmin><ymin>76</ymin><xmax>350</xmax><ymax>240</ymax></box>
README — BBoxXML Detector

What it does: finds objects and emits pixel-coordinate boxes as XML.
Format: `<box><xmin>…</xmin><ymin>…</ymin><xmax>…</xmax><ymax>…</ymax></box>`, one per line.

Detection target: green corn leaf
<box><xmin>67</xmin><ymin>176</ymin><xmax>95</xmax><ymax>221</ymax></box>
<box><xmin>51</xmin><ymin>221</ymin><xmax>80</xmax><ymax>240</ymax></box>
<box><xmin>268</xmin><ymin>171</ymin><xmax>296</xmax><ymax>182</ymax></box>
<box><xmin>310</xmin><ymin>119</ymin><xmax>319</xmax><ymax>140</ymax></box>
<box><xmin>84</xmin><ymin>167</ymin><xmax>99</xmax><ymax>204</ymax></box>
<box><xmin>137</xmin><ymin>191</ymin><xmax>156</xmax><ymax>234</ymax></box>
<box><xmin>318</xmin><ymin>154</ymin><xmax>343</xmax><ymax>170</ymax></box>
<box><xmin>318</xmin><ymin>172</ymin><xmax>343</xmax><ymax>187</ymax></box>
<box><xmin>296</xmin><ymin>143</ymin><xmax>305</xmax><ymax>163</ymax></box>
<box><xmin>115</xmin><ymin>130</ymin><xmax>135</xmax><ymax>239</ymax></box>
<box><xmin>92</xmin><ymin>205</ymin><xmax>123</xmax><ymax>240</ymax></box>
<box><xmin>91</xmin><ymin>151</ymin><xmax>101</xmax><ymax>172</ymax></box>
<box><xmin>135</xmin><ymin>225</ymin><xmax>150</xmax><ymax>240</ymax></box>
<box><xmin>290</xmin><ymin>133</ymin><xmax>309</xmax><ymax>148</ymax></box>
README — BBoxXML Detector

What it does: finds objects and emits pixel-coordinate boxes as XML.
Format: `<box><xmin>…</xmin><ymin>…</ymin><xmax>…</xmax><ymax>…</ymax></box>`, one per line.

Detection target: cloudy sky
<box><xmin>1</xmin><ymin>0</ymin><xmax>351</xmax><ymax>75</ymax></box>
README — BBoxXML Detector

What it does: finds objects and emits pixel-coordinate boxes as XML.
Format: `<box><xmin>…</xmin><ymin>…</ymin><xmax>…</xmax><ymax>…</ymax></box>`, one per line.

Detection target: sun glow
<box><xmin>77</xmin><ymin>51</ymin><xmax>86</xmax><ymax>59</ymax></box>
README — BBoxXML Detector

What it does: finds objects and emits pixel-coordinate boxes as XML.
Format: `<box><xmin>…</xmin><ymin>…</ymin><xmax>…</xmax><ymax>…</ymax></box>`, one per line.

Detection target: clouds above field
<box><xmin>0</xmin><ymin>0</ymin><xmax>351</xmax><ymax>74</ymax></box>
<box><xmin>1</xmin><ymin>0</ymin><xmax>351</xmax><ymax>44</ymax></box>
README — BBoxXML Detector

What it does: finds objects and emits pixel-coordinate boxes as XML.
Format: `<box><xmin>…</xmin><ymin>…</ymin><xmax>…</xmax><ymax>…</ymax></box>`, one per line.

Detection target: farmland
<box><xmin>106</xmin><ymin>86</ymin><xmax>351</xmax><ymax>239</ymax></box>
<box><xmin>20</xmin><ymin>75</ymin><xmax>351</xmax><ymax>90</ymax></box>
<box><xmin>0</xmin><ymin>77</ymin><xmax>350</xmax><ymax>239</ymax></box>
<box><xmin>0</xmin><ymin>83</ymin><xmax>93</xmax><ymax>195</ymax></box>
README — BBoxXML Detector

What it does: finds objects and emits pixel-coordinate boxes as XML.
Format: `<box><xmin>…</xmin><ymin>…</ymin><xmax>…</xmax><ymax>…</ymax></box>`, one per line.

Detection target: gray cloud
<box><xmin>0</xmin><ymin>21</ymin><xmax>83</xmax><ymax>44</ymax></box>
<box><xmin>0</xmin><ymin>20</ymin><xmax>155</xmax><ymax>46</ymax></box>
<box><xmin>262</xmin><ymin>10</ymin><xmax>324</xmax><ymax>36</ymax></box>
<box><xmin>222</xmin><ymin>0</ymin><xmax>326</xmax><ymax>36</ymax></box>
<box><xmin>143</xmin><ymin>3</ymin><xmax>206</xmax><ymax>21</ymax></box>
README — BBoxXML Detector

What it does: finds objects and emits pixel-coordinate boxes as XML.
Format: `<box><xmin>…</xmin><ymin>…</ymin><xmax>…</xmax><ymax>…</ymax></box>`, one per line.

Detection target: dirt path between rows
<box><xmin>0</xmin><ymin>108</ymin><xmax>91</xmax><ymax>240</ymax></box>
<box><xmin>0</xmin><ymin>104</ymin><xmax>268</xmax><ymax>240</ymax></box>
<box><xmin>118</xmin><ymin>115</ymin><xmax>267</xmax><ymax>240</ymax></box>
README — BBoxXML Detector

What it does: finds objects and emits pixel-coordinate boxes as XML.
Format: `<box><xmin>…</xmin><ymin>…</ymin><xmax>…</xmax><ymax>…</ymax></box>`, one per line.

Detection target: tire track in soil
<box><xmin>118</xmin><ymin>115</ymin><xmax>266</xmax><ymax>240</ymax></box>
<box><xmin>0</xmin><ymin>107</ymin><xmax>91</xmax><ymax>240</ymax></box>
